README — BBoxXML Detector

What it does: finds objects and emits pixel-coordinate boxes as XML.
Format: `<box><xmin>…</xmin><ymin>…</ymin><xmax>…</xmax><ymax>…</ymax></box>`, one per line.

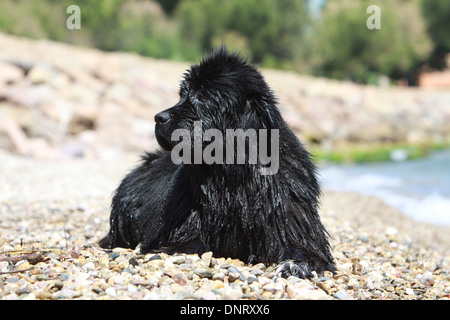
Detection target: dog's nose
<box><xmin>155</xmin><ymin>111</ymin><xmax>170</xmax><ymax>124</ymax></box>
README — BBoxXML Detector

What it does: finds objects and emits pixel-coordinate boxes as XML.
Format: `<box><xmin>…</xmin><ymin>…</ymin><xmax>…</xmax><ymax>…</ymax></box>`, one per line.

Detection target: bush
<box><xmin>308</xmin><ymin>0</ymin><xmax>432</xmax><ymax>83</ymax></box>
<box><xmin>174</xmin><ymin>0</ymin><xmax>310</xmax><ymax>66</ymax></box>
<box><xmin>420</xmin><ymin>0</ymin><xmax>450</xmax><ymax>69</ymax></box>
<box><xmin>0</xmin><ymin>0</ymin><xmax>442</xmax><ymax>85</ymax></box>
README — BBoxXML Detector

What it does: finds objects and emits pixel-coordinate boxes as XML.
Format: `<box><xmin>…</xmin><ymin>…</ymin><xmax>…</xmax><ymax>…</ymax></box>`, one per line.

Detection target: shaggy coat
<box><xmin>99</xmin><ymin>48</ymin><xmax>336</xmax><ymax>277</ymax></box>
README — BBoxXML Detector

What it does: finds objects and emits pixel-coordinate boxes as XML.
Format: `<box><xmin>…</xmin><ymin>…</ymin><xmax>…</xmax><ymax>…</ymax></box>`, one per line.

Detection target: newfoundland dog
<box><xmin>99</xmin><ymin>47</ymin><xmax>336</xmax><ymax>278</ymax></box>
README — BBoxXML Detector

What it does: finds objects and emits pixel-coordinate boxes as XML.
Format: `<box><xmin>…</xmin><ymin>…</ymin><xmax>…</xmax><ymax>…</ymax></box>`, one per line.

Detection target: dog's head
<box><xmin>154</xmin><ymin>47</ymin><xmax>277</xmax><ymax>151</ymax></box>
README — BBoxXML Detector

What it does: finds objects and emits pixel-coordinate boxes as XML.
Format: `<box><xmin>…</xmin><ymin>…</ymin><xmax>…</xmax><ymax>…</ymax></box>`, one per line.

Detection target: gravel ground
<box><xmin>1</xmin><ymin>152</ymin><xmax>449</xmax><ymax>300</ymax></box>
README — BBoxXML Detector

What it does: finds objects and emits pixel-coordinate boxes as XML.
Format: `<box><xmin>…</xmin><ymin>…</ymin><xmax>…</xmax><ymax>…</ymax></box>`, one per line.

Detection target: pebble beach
<box><xmin>1</xmin><ymin>152</ymin><xmax>449</xmax><ymax>300</ymax></box>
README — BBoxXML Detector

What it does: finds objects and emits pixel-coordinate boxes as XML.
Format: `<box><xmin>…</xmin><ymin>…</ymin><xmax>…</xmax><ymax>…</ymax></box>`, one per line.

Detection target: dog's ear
<box><xmin>246</xmin><ymin>99</ymin><xmax>277</xmax><ymax>130</ymax></box>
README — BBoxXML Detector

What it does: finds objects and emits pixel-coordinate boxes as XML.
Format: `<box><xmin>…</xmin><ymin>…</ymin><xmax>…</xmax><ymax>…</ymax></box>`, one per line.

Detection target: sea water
<box><xmin>319</xmin><ymin>148</ymin><xmax>450</xmax><ymax>226</ymax></box>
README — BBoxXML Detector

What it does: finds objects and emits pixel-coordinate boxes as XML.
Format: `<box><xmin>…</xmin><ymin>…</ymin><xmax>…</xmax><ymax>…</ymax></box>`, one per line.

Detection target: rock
<box><xmin>0</xmin><ymin>115</ymin><xmax>31</xmax><ymax>155</ymax></box>
<box><xmin>194</xmin><ymin>268</ymin><xmax>214</xmax><ymax>279</ymax></box>
<box><xmin>201</xmin><ymin>251</ymin><xmax>213</xmax><ymax>267</ymax></box>
<box><xmin>147</xmin><ymin>254</ymin><xmax>162</xmax><ymax>261</ymax></box>
<box><xmin>0</xmin><ymin>61</ymin><xmax>24</xmax><ymax>84</ymax></box>
<box><xmin>212</xmin><ymin>272</ymin><xmax>225</xmax><ymax>281</ymax></box>
<box><xmin>16</xmin><ymin>260</ymin><xmax>31</xmax><ymax>270</ymax></box>
<box><xmin>53</xmin><ymin>281</ymin><xmax>64</xmax><ymax>290</ymax></box>
<box><xmin>334</xmin><ymin>289</ymin><xmax>351</xmax><ymax>300</ymax></box>
<box><xmin>112</xmin><ymin>247</ymin><xmax>132</xmax><ymax>254</ymax></box>
<box><xmin>247</xmin><ymin>275</ymin><xmax>258</xmax><ymax>284</ymax></box>
<box><xmin>83</xmin><ymin>262</ymin><xmax>96</xmax><ymax>271</ymax></box>
<box><xmin>129</xmin><ymin>257</ymin><xmax>139</xmax><ymax>267</ymax></box>
<box><xmin>16</xmin><ymin>287</ymin><xmax>32</xmax><ymax>295</ymax></box>
<box><xmin>67</xmin><ymin>105</ymin><xmax>98</xmax><ymax>135</ymax></box>
<box><xmin>223</xmin><ymin>287</ymin><xmax>243</xmax><ymax>300</ymax></box>
<box><xmin>105</xmin><ymin>287</ymin><xmax>116</xmax><ymax>297</ymax></box>
<box><xmin>27</xmin><ymin>63</ymin><xmax>70</xmax><ymax>88</ymax></box>
<box><xmin>419</xmin><ymin>271</ymin><xmax>433</xmax><ymax>285</ymax></box>
<box><xmin>227</xmin><ymin>266</ymin><xmax>246</xmax><ymax>282</ymax></box>
<box><xmin>201</xmin><ymin>291</ymin><xmax>217</xmax><ymax>300</ymax></box>
<box><xmin>405</xmin><ymin>288</ymin><xmax>415</xmax><ymax>296</ymax></box>
<box><xmin>250</xmin><ymin>268</ymin><xmax>264</xmax><ymax>276</ymax></box>
<box><xmin>60</xmin><ymin>274</ymin><xmax>71</xmax><ymax>281</ymax></box>
<box><xmin>172</xmin><ymin>273</ymin><xmax>188</xmax><ymax>286</ymax></box>
<box><xmin>171</xmin><ymin>255</ymin><xmax>186</xmax><ymax>265</ymax></box>
<box><xmin>385</xmin><ymin>227</ymin><xmax>399</xmax><ymax>241</ymax></box>
<box><xmin>0</xmin><ymin>261</ymin><xmax>9</xmax><ymax>272</ymax></box>
<box><xmin>385</xmin><ymin>227</ymin><xmax>398</xmax><ymax>236</ymax></box>
<box><xmin>252</xmin><ymin>263</ymin><xmax>266</xmax><ymax>271</ymax></box>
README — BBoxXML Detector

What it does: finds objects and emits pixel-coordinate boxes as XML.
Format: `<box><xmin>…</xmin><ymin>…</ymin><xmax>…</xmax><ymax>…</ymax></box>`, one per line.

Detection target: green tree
<box><xmin>309</xmin><ymin>0</ymin><xmax>432</xmax><ymax>84</ymax></box>
<box><xmin>0</xmin><ymin>0</ymin><xmax>67</xmax><ymax>40</ymax></box>
<box><xmin>175</xmin><ymin>0</ymin><xmax>310</xmax><ymax>66</ymax></box>
<box><xmin>154</xmin><ymin>0</ymin><xmax>181</xmax><ymax>15</ymax></box>
<box><xmin>420</xmin><ymin>0</ymin><xmax>450</xmax><ymax>69</ymax></box>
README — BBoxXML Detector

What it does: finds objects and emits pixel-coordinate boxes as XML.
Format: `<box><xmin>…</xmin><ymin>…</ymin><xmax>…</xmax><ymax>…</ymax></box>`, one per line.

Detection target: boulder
<box><xmin>0</xmin><ymin>61</ymin><xmax>24</xmax><ymax>84</ymax></box>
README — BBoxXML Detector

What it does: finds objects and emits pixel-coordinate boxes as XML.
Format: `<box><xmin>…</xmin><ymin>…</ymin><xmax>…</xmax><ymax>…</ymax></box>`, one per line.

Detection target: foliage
<box><xmin>0</xmin><ymin>0</ymin><xmax>66</xmax><ymax>39</ymax></box>
<box><xmin>0</xmin><ymin>0</ymin><xmax>445</xmax><ymax>84</ymax></box>
<box><xmin>420</xmin><ymin>0</ymin><xmax>450</xmax><ymax>69</ymax></box>
<box><xmin>174</xmin><ymin>0</ymin><xmax>310</xmax><ymax>66</ymax></box>
<box><xmin>154</xmin><ymin>0</ymin><xmax>181</xmax><ymax>15</ymax></box>
<box><xmin>307</xmin><ymin>0</ymin><xmax>432</xmax><ymax>83</ymax></box>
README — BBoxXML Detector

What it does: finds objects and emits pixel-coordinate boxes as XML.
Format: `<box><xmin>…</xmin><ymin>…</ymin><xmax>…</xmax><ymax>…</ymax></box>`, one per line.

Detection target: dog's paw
<box><xmin>275</xmin><ymin>259</ymin><xmax>313</xmax><ymax>279</ymax></box>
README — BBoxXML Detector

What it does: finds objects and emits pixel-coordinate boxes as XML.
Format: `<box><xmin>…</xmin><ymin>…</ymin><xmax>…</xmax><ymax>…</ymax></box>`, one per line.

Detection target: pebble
<box><xmin>247</xmin><ymin>275</ymin><xmax>258</xmax><ymax>284</ymax></box>
<box><xmin>105</xmin><ymin>287</ymin><xmax>116</xmax><ymax>297</ymax></box>
<box><xmin>129</xmin><ymin>257</ymin><xmax>140</xmax><ymax>266</ymax></box>
<box><xmin>171</xmin><ymin>256</ymin><xmax>186</xmax><ymax>265</ymax></box>
<box><xmin>212</xmin><ymin>272</ymin><xmax>225</xmax><ymax>281</ymax></box>
<box><xmin>228</xmin><ymin>266</ymin><xmax>246</xmax><ymax>282</ymax></box>
<box><xmin>0</xmin><ymin>156</ymin><xmax>448</xmax><ymax>300</ymax></box>
<box><xmin>53</xmin><ymin>281</ymin><xmax>64</xmax><ymax>290</ymax></box>
<box><xmin>16</xmin><ymin>287</ymin><xmax>32</xmax><ymax>295</ymax></box>
<box><xmin>83</xmin><ymin>262</ymin><xmax>96</xmax><ymax>271</ymax></box>
<box><xmin>334</xmin><ymin>289</ymin><xmax>351</xmax><ymax>300</ymax></box>
<box><xmin>16</xmin><ymin>261</ymin><xmax>31</xmax><ymax>270</ymax></box>
<box><xmin>193</xmin><ymin>268</ymin><xmax>214</xmax><ymax>279</ymax></box>
<box><xmin>201</xmin><ymin>252</ymin><xmax>213</xmax><ymax>267</ymax></box>
<box><xmin>0</xmin><ymin>261</ymin><xmax>9</xmax><ymax>272</ymax></box>
<box><xmin>147</xmin><ymin>254</ymin><xmax>162</xmax><ymax>262</ymax></box>
<box><xmin>110</xmin><ymin>253</ymin><xmax>120</xmax><ymax>260</ymax></box>
<box><xmin>223</xmin><ymin>287</ymin><xmax>243</xmax><ymax>300</ymax></box>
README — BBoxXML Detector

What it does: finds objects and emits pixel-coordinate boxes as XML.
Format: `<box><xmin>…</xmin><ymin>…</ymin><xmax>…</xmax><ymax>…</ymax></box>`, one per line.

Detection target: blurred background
<box><xmin>0</xmin><ymin>0</ymin><xmax>449</xmax><ymax>84</ymax></box>
<box><xmin>0</xmin><ymin>0</ymin><xmax>449</xmax><ymax>225</ymax></box>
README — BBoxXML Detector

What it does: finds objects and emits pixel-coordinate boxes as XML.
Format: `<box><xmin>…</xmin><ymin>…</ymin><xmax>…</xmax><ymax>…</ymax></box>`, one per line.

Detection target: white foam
<box><xmin>320</xmin><ymin>166</ymin><xmax>450</xmax><ymax>226</ymax></box>
<box><xmin>381</xmin><ymin>192</ymin><xmax>450</xmax><ymax>226</ymax></box>
<box><xmin>320</xmin><ymin>168</ymin><xmax>402</xmax><ymax>192</ymax></box>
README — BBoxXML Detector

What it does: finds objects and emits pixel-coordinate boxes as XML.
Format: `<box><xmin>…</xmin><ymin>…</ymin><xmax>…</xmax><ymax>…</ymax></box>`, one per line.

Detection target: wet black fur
<box><xmin>99</xmin><ymin>47</ymin><xmax>336</xmax><ymax>277</ymax></box>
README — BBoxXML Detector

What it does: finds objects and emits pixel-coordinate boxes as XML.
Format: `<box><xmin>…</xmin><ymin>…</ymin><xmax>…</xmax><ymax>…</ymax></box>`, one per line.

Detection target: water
<box><xmin>319</xmin><ymin>148</ymin><xmax>450</xmax><ymax>226</ymax></box>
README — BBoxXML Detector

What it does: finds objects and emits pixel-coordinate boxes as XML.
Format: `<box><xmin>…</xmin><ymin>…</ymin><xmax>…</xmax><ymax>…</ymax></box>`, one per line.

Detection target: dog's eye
<box><xmin>197</xmin><ymin>94</ymin><xmax>208</xmax><ymax>103</ymax></box>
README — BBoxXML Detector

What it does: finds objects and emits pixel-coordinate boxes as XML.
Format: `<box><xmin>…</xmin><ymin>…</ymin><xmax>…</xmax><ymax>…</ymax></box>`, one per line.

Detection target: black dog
<box><xmin>99</xmin><ymin>47</ymin><xmax>336</xmax><ymax>278</ymax></box>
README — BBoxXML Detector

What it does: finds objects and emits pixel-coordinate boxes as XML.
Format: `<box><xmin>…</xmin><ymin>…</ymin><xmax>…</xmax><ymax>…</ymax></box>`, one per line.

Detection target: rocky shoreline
<box><xmin>1</xmin><ymin>32</ymin><xmax>450</xmax><ymax>161</ymax></box>
<box><xmin>0</xmin><ymin>154</ymin><xmax>448</xmax><ymax>300</ymax></box>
